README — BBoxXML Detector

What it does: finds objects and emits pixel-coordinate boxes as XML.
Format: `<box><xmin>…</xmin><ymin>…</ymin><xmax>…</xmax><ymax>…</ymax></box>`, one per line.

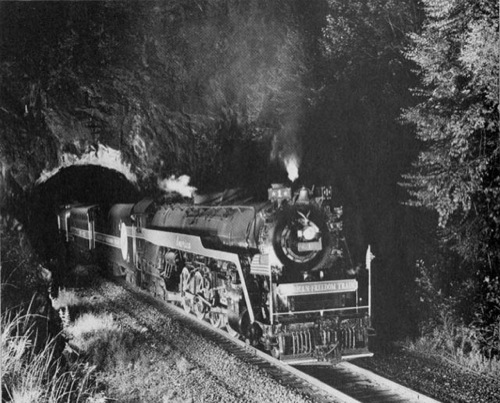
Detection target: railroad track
<box><xmin>298</xmin><ymin>362</ymin><xmax>441</xmax><ymax>403</ymax></box>
<box><xmin>118</xmin><ymin>280</ymin><xmax>441</xmax><ymax>403</ymax></box>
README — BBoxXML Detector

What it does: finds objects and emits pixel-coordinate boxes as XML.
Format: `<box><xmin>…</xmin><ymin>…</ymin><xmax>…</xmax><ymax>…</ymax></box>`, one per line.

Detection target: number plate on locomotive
<box><xmin>297</xmin><ymin>240</ymin><xmax>322</xmax><ymax>252</ymax></box>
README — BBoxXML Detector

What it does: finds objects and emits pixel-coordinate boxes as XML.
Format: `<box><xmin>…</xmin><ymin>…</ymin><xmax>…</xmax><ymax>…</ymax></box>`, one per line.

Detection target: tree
<box><xmin>403</xmin><ymin>0</ymin><xmax>499</xmax><ymax>268</ymax></box>
<box><xmin>403</xmin><ymin>0</ymin><xmax>499</xmax><ymax>354</ymax></box>
<box><xmin>313</xmin><ymin>0</ymin><xmax>426</xmax><ymax>339</ymax></box>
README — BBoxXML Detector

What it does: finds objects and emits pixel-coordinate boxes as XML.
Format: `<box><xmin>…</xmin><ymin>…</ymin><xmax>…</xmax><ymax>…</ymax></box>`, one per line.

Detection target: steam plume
<box><xmin>284</xmin><ymin>154</ymin><xmax>299</xmax><ymax>182</ymax></box>
<box><xmin>271</xmin><ymin>119</ymin><xmax>302</xmax><ymax>183</ymax></box>
<box><xmin>157</xmin><ymin>175</ymin><xmax>196</xmax><ymax>198</ymax></box>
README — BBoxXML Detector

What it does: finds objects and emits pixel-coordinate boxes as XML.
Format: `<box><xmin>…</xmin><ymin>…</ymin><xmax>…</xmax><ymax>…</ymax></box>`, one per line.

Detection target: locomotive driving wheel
<box><xmin>209</xmin><ymin>311</ymin><xmax>224</xmax><ymax>328</ymax></box>
<box><xmin>192</xmin><ymin>271</ymin><xmax>210</xmax><ymax>320</ymax></box>
<box><xmin>271</xmin><ymin>346</ymin><xmax>281</xmax><ymax>359</ymax></box>
<box><xmin>180</xmin><ymin>267</ymin><xmax>192</xmax><ymax>313</ymax></box>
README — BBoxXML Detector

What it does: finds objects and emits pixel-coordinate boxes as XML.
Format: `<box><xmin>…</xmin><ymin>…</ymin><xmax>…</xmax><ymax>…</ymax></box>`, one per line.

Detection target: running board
<box><xmin>342</xmin><ymin>352</ymin><xmax>374</xmax><ymax>360</ymax></box>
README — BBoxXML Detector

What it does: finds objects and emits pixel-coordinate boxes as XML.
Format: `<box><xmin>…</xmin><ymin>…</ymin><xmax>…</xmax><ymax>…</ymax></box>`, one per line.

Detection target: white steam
<box><xmin>157</xmin><ymin>175</ymin><xmax>197</xmax><ymax>198</ymax></box>
<box><xmin>271</xmin><ymin>119</ymin><xmax>302</xmax><ymax>183</ymax></box>
<box><xmin>284</xmin><ymin>154</ymin><xmax>300</xmax><ymax>182</ymax></box>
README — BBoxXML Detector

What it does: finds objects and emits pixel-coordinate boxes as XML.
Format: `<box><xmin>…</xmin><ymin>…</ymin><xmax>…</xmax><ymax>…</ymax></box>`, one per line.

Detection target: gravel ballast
<box><xmin>354</xmin><ymin>346</ymin><xmax>500</xmax><ymax>403</ymax></box>
<box><xmin>66</xmin><ymin>279</ymin><xmax>315</xmax><ymax>403</ymax></box>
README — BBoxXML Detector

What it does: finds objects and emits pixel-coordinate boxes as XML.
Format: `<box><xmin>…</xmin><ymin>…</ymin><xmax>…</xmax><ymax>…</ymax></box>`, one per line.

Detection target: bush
<box><xmin>472</xmin><ymin>276</ymin><xmax>500</xmax><ymax>359</ymax></box>
<box><xmin>407</xmin><ymin>259</ymin><xmax>500</xmax><ymax>376</ymax></box>
<box><xmin>411</xmin><ymin>259</ymin><xmax>462</xmax><ymax>335</ymax></box>
<box><xmin>66</xmin><ymin>312</ymin><xmax>142</xmax><ymax>372</ymax></box>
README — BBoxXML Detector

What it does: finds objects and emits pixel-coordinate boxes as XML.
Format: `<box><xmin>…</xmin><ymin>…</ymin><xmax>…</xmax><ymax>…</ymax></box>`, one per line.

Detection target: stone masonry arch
<box><xmin>36</xmin><ymin>144</ymin><xmax>137</xmax><ymax>185</ymax></box>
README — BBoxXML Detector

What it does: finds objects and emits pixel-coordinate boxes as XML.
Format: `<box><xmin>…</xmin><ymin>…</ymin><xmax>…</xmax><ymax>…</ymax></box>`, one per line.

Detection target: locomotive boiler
<box><xmin>58</xmin><ymin>184</ymin><xmax>373</xmax><ymax>364</ymax></box>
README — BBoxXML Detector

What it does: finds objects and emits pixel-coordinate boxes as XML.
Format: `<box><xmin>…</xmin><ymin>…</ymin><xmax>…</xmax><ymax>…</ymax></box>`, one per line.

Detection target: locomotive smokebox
<box><xmin>271</xmin><ymin>204</ymin><xmax>334</xmax><ymax>276</ymax></box>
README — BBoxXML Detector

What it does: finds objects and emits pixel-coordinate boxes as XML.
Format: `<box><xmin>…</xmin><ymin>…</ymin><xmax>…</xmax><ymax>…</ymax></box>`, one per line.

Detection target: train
<box><xmin>57</xmin><ymin>183</ymin><xmax>373</xmax><ymax>364</ymax></box>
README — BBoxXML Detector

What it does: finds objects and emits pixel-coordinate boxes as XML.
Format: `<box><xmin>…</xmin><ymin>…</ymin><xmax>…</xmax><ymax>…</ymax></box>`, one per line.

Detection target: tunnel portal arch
<box><xmin>36</xmin><ymin>145</ymin><xmax>137</xmax><ymax>186</ymax></box>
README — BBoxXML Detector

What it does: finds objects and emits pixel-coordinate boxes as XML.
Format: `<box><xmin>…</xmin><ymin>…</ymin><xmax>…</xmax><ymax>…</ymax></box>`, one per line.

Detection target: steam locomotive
<box><xmin>57</xmin><ymin>184</ymin><xmax>373</xmax><ymax>364</ymax></box>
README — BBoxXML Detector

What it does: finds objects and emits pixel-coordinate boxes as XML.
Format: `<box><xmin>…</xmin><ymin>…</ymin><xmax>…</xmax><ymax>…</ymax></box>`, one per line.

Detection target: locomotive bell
<box><xmin>296</xmin><ymin>187</ymin><xmax>310</xmax><ymax>204</ymax></box>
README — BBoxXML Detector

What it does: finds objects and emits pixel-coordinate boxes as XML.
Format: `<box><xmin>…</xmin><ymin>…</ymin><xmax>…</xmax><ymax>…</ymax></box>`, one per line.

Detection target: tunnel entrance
<box><xmin>25</xmin><ymin>165</ymin><xmax>142</xmax><ymax>264</ymax></box>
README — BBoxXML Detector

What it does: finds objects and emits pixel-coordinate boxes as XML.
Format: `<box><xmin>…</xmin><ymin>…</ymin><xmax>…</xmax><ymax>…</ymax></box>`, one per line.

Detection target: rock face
<box><xmin>0</xmin><ymin>69</ymin><xmax>223</xmax><ymax>198</ymax></box>
<box><xmin>0</xmin><ymin>1</ymin><xmax>306</xmax><ymax>210</ymax></box>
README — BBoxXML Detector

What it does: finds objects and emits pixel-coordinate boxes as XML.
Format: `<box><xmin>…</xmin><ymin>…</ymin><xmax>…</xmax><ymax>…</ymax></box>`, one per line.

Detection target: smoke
<box><xmin>157</xmin><ymin>175</ymin><xmax>197</xmax><ymax>198</ymax></box>
<box><xmin>182</xmin><ymin>4</ymin><xmax>307</xmax><ymax>184</ymax></box>
<box><xmin>271</xmin><ymin>119</ymin><xmax>302</xmax><ymax>183</ymax></box>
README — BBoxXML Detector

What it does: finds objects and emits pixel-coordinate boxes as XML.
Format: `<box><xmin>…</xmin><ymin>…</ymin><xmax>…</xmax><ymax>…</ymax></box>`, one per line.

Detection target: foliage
<box><xmin>51</xmin><ymin>288</ymin><xmax>82</xmax><ymax>312</ymax></box>
<box><xmin>412</xmin><ymin>259</ymin><xmax>462</xmax><ymax>333</ymax></box>
<box><xmin>404</xmin><ymin>314</ymin><xmax>500</xmax><ymax>377</ymax></box>
<box><xmin>402</xmin><ymin>0</ymin><xmax>499</xmax><ymax>357</ymax></box>
<box><xmin>66</xmin><ymin>312</ymin><xmax>140</xmax><ymax>372</ymax></box>
<box><xmin>1</xmin><ymin>310</ymin><xmax>100</xmax><ymax>402</ymax></box>
<box><xmin>59</xmin><ymin>299</ymin><xmax>167</xmax><ymax>402</ymax></box>
<box><xmin>320</xmin><ymin>0</ymin><xmax>422</xmax><ymax>75</ymax></box>
<box><xmin>472</xmin><ymin>276</ymin><xmax>500</xmax><ymax>358</ymax></box>
<box><xmin>315</xmin><ymin>0</ymin><xmax>423</xmax><ymax>221</ymax></box>
<box><xmin>411</xmin><ymin>254</ymin><xmax>483</xmax><ymax>323</ymax></box>
<box><xmin>402</xmin><ymin>0</ymin><xmax>500</xmax><ymax>265</ymax></box>
<box><xmin>410</xmin><ymin>259</ymin><xmax>500</xmax><ymax>365</ymax></box>
<box><xmin>410</xmin><ymin>253</ymin><xmax>500</xmax><ymax>360</ymax></box>
<box><xmin>317</xmin><ymin>0</ymin><xmax>427</xmax><ymax>339</ymax></box>
<box><xmin>406</xmin><ymin>261</ymin><xmax>500</xmax><ymax>374</ymax></box>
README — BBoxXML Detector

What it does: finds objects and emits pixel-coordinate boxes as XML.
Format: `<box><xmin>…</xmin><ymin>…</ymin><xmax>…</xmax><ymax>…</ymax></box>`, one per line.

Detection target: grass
<box><xmin>54</xmin><ymin>286</ymin><xmax>184</xmax><ymax>402</ymax></box>
<box><xmin>54</xmin><ymin>287</ymin><xmax>158</xmax><ymax>401</ymax></box>
<box><xmin>403</xmin><ymin>312</ymin><xmax>500</xmax><ymax>378</ymax></box>
<box><xmin>66</xmin><ymin>307</ymin><xmax>172</xmax><ymax>401</ymax></box>
<box><xmin>65</xmin><ymin>311</ymin><xmax>143</xmax><ymax>372</ymax></box>
<box><xmin>51</xmin><ymin>288</ymin><xmax>82</xmax><ymax>311</ymax></box>
<box><xmin>1</xmin><ymin>309</ymin><xmax>100</xmax><ymax>403</ymax></box>
<box><xmin>5</xmin><ymin>284</ymin><xmax>183</xmax><ymax>402</ymax></box>
<box><xmin>54</xmin><ymin>287</ymin><xmax>139</xmax><ymax>368</ymax></box>
<box><xmin>1</xmin><ymin>288</ymin><xmax>144</xmax><ymax>402</ymax></box>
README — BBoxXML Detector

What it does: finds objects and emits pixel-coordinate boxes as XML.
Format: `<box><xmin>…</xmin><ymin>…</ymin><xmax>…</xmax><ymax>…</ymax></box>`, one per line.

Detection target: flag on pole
<box><xmin>366</xmin><ymin>245</ymin><xmax>375</xmax><ymax>318</ymax></box>
<box><xmin>366</xmin><ymin>245</ymin><xmax>375</xmax><ymax>271</ymax></box>
<box><xmin>250</xmin><ymin>253</ymin><xmax>271</xmax><ymax>276</ymax></box>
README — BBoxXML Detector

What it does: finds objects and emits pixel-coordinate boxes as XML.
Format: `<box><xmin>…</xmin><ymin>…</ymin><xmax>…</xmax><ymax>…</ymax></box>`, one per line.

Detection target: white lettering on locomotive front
<box><xmin>277</xmin><ymin>279</ymin><xmax>358</xmax><ymax>296</ymax></box>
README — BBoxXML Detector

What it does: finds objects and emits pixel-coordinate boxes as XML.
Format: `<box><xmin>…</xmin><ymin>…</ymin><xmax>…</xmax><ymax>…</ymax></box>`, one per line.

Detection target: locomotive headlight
<box><xmin>296</xmin><ymin>211</ymin><xmax>320</xmax><ymax>241</ymax></box>
<box><xmin>303</xmin><ymin>226</ymin><xmax>318</xmax><ymax>240</ymax></box>
<box><xmin>298</xmin><ymin>224</ymin><xmax>319</xmax><ymax>241</ymax></box>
